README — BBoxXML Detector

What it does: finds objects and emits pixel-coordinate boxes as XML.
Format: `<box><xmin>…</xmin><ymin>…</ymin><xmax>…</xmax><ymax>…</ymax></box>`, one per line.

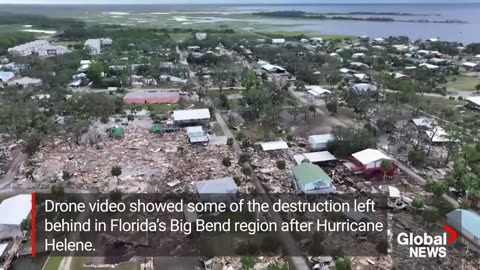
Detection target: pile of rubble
<box><xmin>204</xmin><ymin>256</ymin><xmax>286</xmax><ymax>270</ymax></box>
<box><xmin>250</xmin><ymin>151</ymin><xmax>295</xmax><ymax>193</ymax></box>
<box><xmin>0</xmin><ymin>135</ymin><xmax>17</xmax><ymax>178</ymax></box>
<box><xmin>18</xmin><ymin>128</ymin><xmax>248</xmax><ymax>193</ymax></box>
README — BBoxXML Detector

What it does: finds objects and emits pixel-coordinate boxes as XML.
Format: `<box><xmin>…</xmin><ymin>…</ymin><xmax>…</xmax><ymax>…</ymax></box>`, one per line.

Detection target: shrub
<box><xmin>239</xmin><ymin>153</ymin><xmax>250</xmax><ymax>163</ymax></box>
<box><xmin>276</xmin><ymin>160</ymin><xmax>286</xmax><ymax>170</ymax></box>
<box><xmin>222</xmin><ymin>157</ymin><xmax>231</xmax><ymax>167</ymax></box>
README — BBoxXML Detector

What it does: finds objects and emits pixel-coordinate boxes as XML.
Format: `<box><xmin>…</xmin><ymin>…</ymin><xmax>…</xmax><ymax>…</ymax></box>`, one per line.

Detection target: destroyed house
<box><xmin>347</xmin><ymin>148</ymin><xmax>396</xmax><ymax>174</ymax></box>
<box><xmin>195</xmin><ymin>177</ymin><xmax>238</xmax><ymax>202</ymax></box>
<box><xmin>173</xmin><ymin>109</ymin><xmax>210</xmax><ymax>126</ymax></box>
<box><xmin>293</xmin><ymin>151</ymin><xmax>336</xmax><ymax>165</ymax></box>
<box><xmin>186</xmin><ymin>126</ymin><xmax>209</xmax><ymax>144</ymax></box>
<box><xmin>292</xmin><ymin>163</ymin><xmax>336</xmax><ymax>194</ymax></box>
<box><xmin>447</xmin><ymin>209</ymin><xmax>480</xmax><ymax>249</ymax></box>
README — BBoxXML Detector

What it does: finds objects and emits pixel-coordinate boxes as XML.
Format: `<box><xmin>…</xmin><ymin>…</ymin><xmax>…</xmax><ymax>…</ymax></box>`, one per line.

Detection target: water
<box><xmin>0</xmin><ymin>3</ymin><xmax>479</xmax><ymax>43</ymax></box>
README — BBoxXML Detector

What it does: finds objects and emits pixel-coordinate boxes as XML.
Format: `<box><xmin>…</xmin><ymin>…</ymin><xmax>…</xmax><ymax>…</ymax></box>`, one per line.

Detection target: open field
<box><xmin>43</xmin><ymin>256</ymin><xmax>63</xmax><ymax>270</ymax></box>
<box><xmin>445</xmin><ymin>75</ymin><xmax>480</xmax><ymax>91</ymax></box>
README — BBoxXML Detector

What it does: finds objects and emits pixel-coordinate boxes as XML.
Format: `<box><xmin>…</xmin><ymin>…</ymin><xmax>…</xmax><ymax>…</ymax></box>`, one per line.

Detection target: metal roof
<box><xmin>309</xmin><ymin>134</ymin><xmax>333</xmax><ymax>145</ymax></box>
<box><xmin>466</xmin><ymin>96</ymin><xmax>480</xmax><ymax>106</ymax></box>
<box><xmin>259</xmin><ymin>140</ymin><xmax>289</xmax><ymax>151</ymax></box>
<box><xmin>352</xmin><ymin>148</ymin><xmax>391</xmax><ymax>165</ymax></box>
<box><xmin>293</xmin><ymin>151</ymin><xmax>336</xmax><ymax>165</ymax></box>
<box><xmin>124</xmin><ymin>92</ymin><xmax>179</xmax><ymax>99</ymax></box>
<box><xmin>447</xmin><ymin>209</ymin><xmax>480</xmax><ymax>238</ymax></box>
<box><xmin>0</xmin><ymin>195</ymin><xmax>31</xmax><ymax>225</ymax></box>
<box><xmin>173</xmin><ymin>109</ymin><xmax>210</xmax><ymax>121</ymax></box>
<box><xmin>292</xmin><ymin>163</ymin><xmax>332</xmax><ymax>186</ymax></box>
<box><xmin>195</xmin><ymin>177</ymin><xmax>238</xmax><ymax>194</ymax></box>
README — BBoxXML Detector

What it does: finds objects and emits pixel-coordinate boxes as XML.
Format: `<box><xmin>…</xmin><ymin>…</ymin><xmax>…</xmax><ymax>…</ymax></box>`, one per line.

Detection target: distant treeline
<box><xmin>325</xmin><ymin>12</ymin><xmax>438</xmax><ymax>16</ymax></box>
<box><xmin>0</xmin><ymin>32</ymin><xmax>36</xmax><ymax>55</ymax></box>
<box><xmin>252</xmin><ymin>11</ymin><xmax>466</xmax><ymax>24</ymax></box>
<box><xmin>0</xmin><ymin>12</ymin><xmax>84</xmax><ymax>29</ymax></box>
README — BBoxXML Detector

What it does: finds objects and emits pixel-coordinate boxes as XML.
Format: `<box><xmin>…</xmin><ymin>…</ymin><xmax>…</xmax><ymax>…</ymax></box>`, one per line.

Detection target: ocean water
<box><xmin>1</xmin><ymin>3</ymin><xmax>479</xmax><ymax>43</ymax></box>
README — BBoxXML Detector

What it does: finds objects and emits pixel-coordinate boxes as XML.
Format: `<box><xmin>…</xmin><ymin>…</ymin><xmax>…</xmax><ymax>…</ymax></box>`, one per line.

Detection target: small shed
<box><xmin>151</xmin><ymin>124</ymin><xmax>164</xmax><ymax>134</ymax></box>
<box><xmin>111</xmin><ymin>128</ymin><xmax>125</xmax><ymax>138</ymax></box>
<box><xmin>308</xmin><ymin>134</ymin><xmax>333</xmax><ymax>150</ymax></box>
<box><xmin>292</xmin><ymin>163</ymin><xmax>336</xmax><ymax>194</ymax></box>
<box><xmin>195</xmin><ymin>177</ymin><xmax>238</xmax><ymax>202</ymax></box>
<box><xmin>186</xmin><ymin>126</ymin><xmax>209</xmax><ymax>144</ymax></box>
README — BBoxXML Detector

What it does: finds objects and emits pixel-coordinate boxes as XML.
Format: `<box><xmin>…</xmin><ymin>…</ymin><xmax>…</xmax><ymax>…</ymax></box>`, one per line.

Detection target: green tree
<box><xmin>51</xmin><ymin>183</ymin><xmax>64</xmax><ymax>197</ymax></box>
<box><xmin>308</xmin><ymin>104</ymin><xmax>317</xmax><ymax>116</ymax></box>
<box><xmin>87</xmin><ymin>62</ymin><xmax>103</xmax><ymax>83</ymax></box>
<box><xmin>335</xmin><ymin>257</ymin><xmax>352</xmax><ymax>270</ymax></box>
<box><xmin>241</xmin><ymin>166</ymin><xmax>252</xmax><ymax>180</ymax></box>
<box><xmin>62</xmin><ymin>171</ymin><xmax>71</xmax><ymax>182</ymax></box>
<box><xmin>20</xmin><ymin>217</ymin><xmax>32</xmax><ymax>235</ymax></box>
<box><xmin>276</xmin><ymin>160</ymin><xmax>286</xmax><ymax>170</ymax></box>
<box><xmin>425</xmin><ymin>180</ymin><xmax>449</xmax><ymax>198</ymax></box>
<box><xmin>412</xmin><ymin>196</ymin><xmax>425</xmax><ymax>211</ymax></box>
<box><xmin>109</xmin><ymin>188</ymin><xmax>122</xmax><ymax>202</ymax></box>
<box><xmin>222</xmin><ymin>157</ymin><xmax>232</xmax><ymax>167</ymax></box>
<box><xmin>327</xmin><ymin>126</ymin><xmax>377</xmax><ymax>158</ymax></box>
<box><xmin>227</xmin><ymin>138</ymin><xmax>234</xmax><ymax>147</ymax></box>
<box><xmin>111</xmin><ymin>166</ymin><xmax>122</xmax><ymax>183</ymax></box>
<box><xmin>240</xmin><ymin>256</ymin><xmax>255</xmax><ymax>270</ymax></box>
<box><xmin>475</xmin><ymin>83</ymin><xmax>480</xmax><ymax>93</ymax></box>
<box><xmin>380</xmin><ymin>159</ymin><xmax>394</xmax><ymax>182</ymax></box>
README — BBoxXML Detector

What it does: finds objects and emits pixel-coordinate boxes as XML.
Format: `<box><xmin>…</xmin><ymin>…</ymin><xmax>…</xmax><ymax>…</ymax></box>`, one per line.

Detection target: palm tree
<box><xmin>111</xmin><ymin>166</ymin><xmax>122</xmax><ymax>183</ymax></box>
<box><xmin>240</xmin><ymin>256</ymin><xmax>255</xmax><ymax>270</ymax></box>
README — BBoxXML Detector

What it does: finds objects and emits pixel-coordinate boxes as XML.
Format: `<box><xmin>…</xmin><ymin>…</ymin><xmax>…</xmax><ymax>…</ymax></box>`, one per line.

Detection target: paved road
<box><xmin>214</xmin><ymin>112</ymin><xmax>311</xmax><ymax>270</ymax></box>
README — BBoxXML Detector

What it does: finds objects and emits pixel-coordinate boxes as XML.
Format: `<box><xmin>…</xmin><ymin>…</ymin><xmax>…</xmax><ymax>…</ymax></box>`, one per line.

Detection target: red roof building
<box><xmin>123</xmin><ymin>91</ymin><xmax>180</xmax><ymax>104</ymax></box>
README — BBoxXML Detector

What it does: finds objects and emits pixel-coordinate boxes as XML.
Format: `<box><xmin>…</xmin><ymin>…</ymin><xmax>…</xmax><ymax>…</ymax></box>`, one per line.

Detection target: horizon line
<box><xmin>0</xmin><ymin>2</ymin><xmax>479</xmax><ymax>5</ymax></box>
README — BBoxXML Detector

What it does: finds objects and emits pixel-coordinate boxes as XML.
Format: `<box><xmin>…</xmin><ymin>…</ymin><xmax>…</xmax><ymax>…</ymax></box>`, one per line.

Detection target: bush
<box><xmin>242</xmin><ymin>139</ymin><xmax>252</xmax><ymax>148</ymax></box>
<box><xmin>51</xmin><ymin>183</ymin><xmax>64</xmax><ymax>197</ymax></box>
<box><xmin>109</xmin><ymin>188</ymin><xmax>122</xmax><ymax>202</ymax></box>
<box><xmin>227</xmin><ymin>137</ymin><xmax>234</xmax><ymax>147</ymax></box>
<box><xmin>408</xmin><ymin>149</ymin><xmax>427</xmax><ymax>167</ymax></box>
<box><xmin>286</xmin><ymin>134</ymin><xmax>294</xmax><ymax>141</ymax></box>
<box><xmin>235</xmin><ymin>132</ymin><xmax>247</xmax><ymax>142</ymax></box>
<box><xmin>239</xmin><ymin>153</ymin><xmax>250</xmax><ymax>163</ymax></box>
<box><xmin>222</xmin><ymin>157</ymin><xmax>231</xmax><ymax>167</ymax></box>
<box><xmin>276</xmin><ymin>160</ymin><xmax>286</xmax><ymax>170</ymax></box>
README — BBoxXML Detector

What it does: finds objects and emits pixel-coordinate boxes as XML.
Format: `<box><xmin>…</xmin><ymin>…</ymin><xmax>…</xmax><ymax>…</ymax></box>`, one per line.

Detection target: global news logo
<box><xmin>397</xmin><ymin>224</ymin><xmax>457</xmax><ymax>258</ymax></box>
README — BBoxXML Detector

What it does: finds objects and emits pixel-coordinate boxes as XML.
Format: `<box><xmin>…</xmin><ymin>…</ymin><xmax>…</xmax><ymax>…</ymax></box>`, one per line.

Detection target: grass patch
<box><xmin>445</xmin><ymin>75</ymin><xmax>480</xmax><ymax>91</ymax></box>
<box><xmin>43</xmin><ymin>256</ymin><xmax>63</xmax><ymax>270</ymax></box>
<box><xmin>69</xmin><ymin>257</ymin><xmax>85</xmax><ymax>270</ymax></box>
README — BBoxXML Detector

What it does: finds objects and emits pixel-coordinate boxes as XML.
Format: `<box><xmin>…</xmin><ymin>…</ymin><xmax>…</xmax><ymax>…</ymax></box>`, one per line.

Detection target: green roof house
<box><xmin>111</xmin><ymin>127</ymin><xmax>125</xmax><ymax>139</ymax></box>
<box><xmin>292</xmin><ymin>162</ymin><xmax>336</xmax><ymax>194</ymax></box>
<box><xmin>151</xmin><ymin>124</ymin><xmax>164</xmax><ymax>134</ymax></box>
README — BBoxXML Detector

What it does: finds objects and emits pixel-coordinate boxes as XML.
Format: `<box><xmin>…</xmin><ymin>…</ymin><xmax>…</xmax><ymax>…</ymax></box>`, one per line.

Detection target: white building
<box><xmin>8</xmin><ymin>40</ymin><xmax>70</xmax><ymax>57</ymax></box>
<box><xmin>0</xmin><ymin>71</ymin><xmax>15</xmax><ymax>83</ymax></box>
<box><xmin>8</xmin><ymin>77</ymin><xmax>42</xmax><ymax>87</ymax></box>
<box><xmin>466</xmin><ymin>96</ymin><xmax>480</xmax><ymax>110</ymax></box>
<box><xmin>85</xmin><ymin>39</ymin><xmax>102</xmax><ymax>55</ymax></box>
<box><xmin>195</xmin><ymin>33</ymin><xmax>207</xmax><ymax>40</ymax></box>
<box><xmin>308</xmin><ymin>134</ymin><xmax>333</xmax><ymax>150</ymax></box>
<box><xmin>306</xmin><ymin>85</ymin><xmax>331</xmax><ymax>99</ymax></box>
<box><xmin>272</xmin><ymin>38</ymin><xmax>286</xmax><ymax>44</ymax></box>
<box><xmin>447</xmin><ymin>209</ymin><xmax>480</xmax><ymax>250</ymax></box>
<box><xmin>293</xmin><ymin>151</ymin><xmax>336</xmax><ymax>165</ymax></box>
<box><xmin>259</xmin><ymin>140</ymin><xmax>289</xmax><ymax>151</ymax></box>
<box><xmin>173</xmin><ymin>108</ymin><xmax>211</xmax><ymax>126</ymax></box>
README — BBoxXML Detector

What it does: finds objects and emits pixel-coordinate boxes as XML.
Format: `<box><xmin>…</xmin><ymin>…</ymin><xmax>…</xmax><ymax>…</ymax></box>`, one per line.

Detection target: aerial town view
<box><xmin>0</xmin><ymin>0</ymin><xmax>479</xmax><ymax>269</ymax></box>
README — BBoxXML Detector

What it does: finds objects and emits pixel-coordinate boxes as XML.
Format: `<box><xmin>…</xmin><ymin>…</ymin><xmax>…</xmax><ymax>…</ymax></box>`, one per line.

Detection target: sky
<box><xmin>0</xmin><ymin>0</ymin><xmax>479</xmax><ymax>4</ymax></box>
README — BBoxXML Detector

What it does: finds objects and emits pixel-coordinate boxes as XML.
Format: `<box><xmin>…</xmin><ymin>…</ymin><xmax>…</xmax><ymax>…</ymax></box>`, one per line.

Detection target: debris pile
<box><xmin>205</xmin><ymin>256</ymin><xmax>286</xmax><ymax>270</ymax></box>
<box><xmin>19</xmin><ymin>129</ymin><xmax>246</xmax><ymax>193</ymax></box>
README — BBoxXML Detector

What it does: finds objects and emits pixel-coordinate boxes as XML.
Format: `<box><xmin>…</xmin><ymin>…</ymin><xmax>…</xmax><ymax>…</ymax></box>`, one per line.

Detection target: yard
<box><xmin>43</xmin><ymin>256</ymin><xmax>63</xmax><ymax>270</ymax></box>
<box><xmin>445</xmin><ymin>75</ymin><xmax>480</xmax><ymax>91</ymax></box>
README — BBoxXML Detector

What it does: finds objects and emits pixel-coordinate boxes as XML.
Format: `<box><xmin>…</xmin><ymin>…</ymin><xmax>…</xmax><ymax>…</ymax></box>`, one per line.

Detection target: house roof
<box><xmin>0</xmin><ymin>242</ymin><xmax>8</xmax><ymax>255</ymax></box>
<box><xmin>195</xmin><ymin>177</ymin><xmax>238</xmax><ymax>194</ymax></box>
<box><xmin>0</xmin><ymin>71</ymin><xmax>15</xmax><ymax>82</ymax></box>
<box><xmin>259</xmin><ymin>140</ymin><xmax>289</xmax><ymax>151</ymax></box>
<box><xmin>292</xmin><ymin>163</ymin><xmax>333</xmax><ymax>186</ymax></box>
<box><xmin>151</xmin><ymin>124</ymin><xmax>164</xmax><ymax>133</ymax></box>
<box><xmin>293</xmin><ymin>151</ymin><xmax>336</xmax><ymax>165</ymax></box>
<box><xmin>111</xmin><ymin>128</ymin><xmax>125</xmax><ymax>138</ymax></box>
<box><xmin>124</xmin><ymin>91</ymin><xmax>179</xmax><ymax>99</ymax></box>
<box><xmin>352</xmin><ymin>148</ymin><xmax>391</xmax><ymax>165</ymax></box>
<box><xmin>173</xmin><ymin>109</ymin><xmax>210</xmax><ymax>121</ymax></box>
<box><xmin>419</xmin><ymin>63</ymin><xmax>439</xmax><ymax>69</ymax></box>
<box><xmin>425</xmin><ymin>127</ymin><xmax>449</xmax><ymax>143</ymax></box>
<box><xmin>447</xmin><ymin>209</ymin><xmax>480</xmax><ymax>238</ymax></box>
<box><xmin>412</xmin><ymin>117</ymin><xmax>435</xmax><ymax>129</ymax></box>
<box><xmin>388</xmin><ymin>186</ymin><xmax>401</xmax><ymax>198</ymax></box>
<box><xmin>306</xmin><ymin>85</ymin><xmax>331</xmax><ymax>95</ymax></box>
<box><xmin>352</xmin><ymin>83</ymin><xmax>377</xmax><ymax>92</ymax></box>
<box><xmin>0</xmin><ymin>195</ymin><xmax>31</xmax><ymax>225</ymax></box>
<box><xmin>186</xmin><ymin>126</ymin><xmax>204</xmax><ymax>134</ymax></box>
<box><xmin>308</xmin><ymin>134</ymin><xmax>333</xmax><ymax>145</ymax></box>
<box><xmin>462</xmin><ymin>62</ymin><xmax>478</xmax><ymax>68</ymax></box>
<box><xmin>8</xmin><ymin>77</ymin><xmax>42</xmax><ymax>86</ymax></box>
<box><xmin>466</xmin><ymin>96</ymin><xmax>480</xmax><ymax>106</ymax></box>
